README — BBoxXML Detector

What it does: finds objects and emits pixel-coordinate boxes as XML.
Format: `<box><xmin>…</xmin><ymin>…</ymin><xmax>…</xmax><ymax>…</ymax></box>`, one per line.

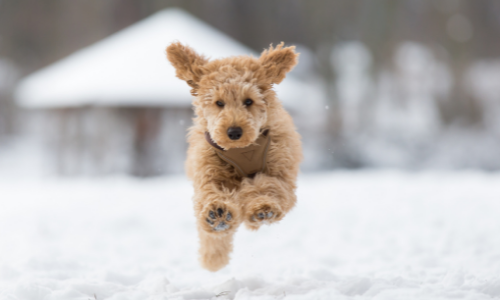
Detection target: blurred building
<box><xmin>4</xmin><ymin>1</ymin><xmax>500</xmax><ymax>173</ymax></box>
<box><xmin>14</xmin><ymin>8</ymin><xmax>320</xmax><ymax>177</ymax></box>
<box><xmin>0</xmin><ymin>59</ymin><xmax>18</xmax><ymax>138</ymax></box>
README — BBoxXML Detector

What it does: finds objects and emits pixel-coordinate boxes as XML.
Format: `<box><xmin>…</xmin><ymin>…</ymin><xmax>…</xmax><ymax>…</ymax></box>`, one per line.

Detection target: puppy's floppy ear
<box><xmin>166</xmin><ymin>42</ymin><xmax>208</xmax><ymax>96</ymax></box>
<box><xmin>258</xmin><ymin>42</ymin><xmax>299</xmax><ymax>85</ymax></box>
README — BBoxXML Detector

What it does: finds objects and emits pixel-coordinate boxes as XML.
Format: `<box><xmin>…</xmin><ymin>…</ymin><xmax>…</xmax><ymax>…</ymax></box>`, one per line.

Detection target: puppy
<box><xmin>166</xmin><ymin>42</ymin><xmax>302</xmax><ymax>271</ymax></box>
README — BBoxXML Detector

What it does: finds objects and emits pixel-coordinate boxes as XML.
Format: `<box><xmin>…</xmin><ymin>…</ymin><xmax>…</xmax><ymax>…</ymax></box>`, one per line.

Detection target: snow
<box><xmin>1</xmin><ymin>171</ymin><xmax>500</xmax><ymax>299</ymax></box>
<box><xmin>14</xmin><ymin>8</ymin><xmax>308</xmax><ymax>111</ymax></box>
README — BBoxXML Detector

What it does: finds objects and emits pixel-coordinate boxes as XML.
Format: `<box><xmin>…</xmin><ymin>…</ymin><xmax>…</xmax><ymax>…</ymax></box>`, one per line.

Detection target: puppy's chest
<box><xmin>206</xmin><ymin>131</ymin><xmax>272</xmax><ymax>179</ymax></box>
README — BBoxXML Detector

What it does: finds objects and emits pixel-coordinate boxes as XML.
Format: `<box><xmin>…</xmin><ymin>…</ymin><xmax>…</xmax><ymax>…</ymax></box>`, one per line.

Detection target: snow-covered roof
<box><xmin>14</xmin><ymin>8</ymin><xmax>307</xmax><ymax>109</ymax></box>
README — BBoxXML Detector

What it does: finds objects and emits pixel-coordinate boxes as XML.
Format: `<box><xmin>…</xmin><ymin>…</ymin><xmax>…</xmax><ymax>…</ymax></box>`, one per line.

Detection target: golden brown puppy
<box><xmin>166</xmin><ymin>42</ymin><xmax>302</xmax><ymax>271</ymax></box>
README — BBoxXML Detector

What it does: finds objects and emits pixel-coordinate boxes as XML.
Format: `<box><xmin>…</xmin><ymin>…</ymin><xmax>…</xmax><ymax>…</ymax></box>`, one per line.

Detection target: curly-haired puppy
<box><xmin>166</xmin><ymin>42</ymin><xmax>302</xmax><ymax>271</ymax></box>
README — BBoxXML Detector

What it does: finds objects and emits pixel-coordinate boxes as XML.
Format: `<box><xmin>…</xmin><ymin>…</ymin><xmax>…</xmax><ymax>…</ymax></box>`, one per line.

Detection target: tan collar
<box><xmin>205</xmin><ymin>129</ymin><xmax>271</xmax><ymax>178</ymax></box>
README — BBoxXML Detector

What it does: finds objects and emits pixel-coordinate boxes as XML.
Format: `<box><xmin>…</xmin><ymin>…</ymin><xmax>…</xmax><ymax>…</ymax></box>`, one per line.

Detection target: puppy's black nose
<box><xmin>227</xmin><ymin>127</ymin><xmax>243</xmax><ymax>140</ymax></box>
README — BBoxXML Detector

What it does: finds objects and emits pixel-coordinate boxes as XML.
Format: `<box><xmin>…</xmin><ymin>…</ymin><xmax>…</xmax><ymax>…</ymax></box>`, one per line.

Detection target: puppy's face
<box><xmin>200</xmin><ymin>79</ymin><xmax>267</xmax><ymax>149</ymax></box>
<box><xmin>166</xmin><ymin>42</ymin><xmax>298</xmax><ymax>149</ymax></box>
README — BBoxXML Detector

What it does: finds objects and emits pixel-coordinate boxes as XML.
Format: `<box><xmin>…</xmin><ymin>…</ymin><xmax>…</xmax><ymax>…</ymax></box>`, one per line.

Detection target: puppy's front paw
<box><xmin>200</xmin><ymin>201</ymin><xmax>238</xmax><ymax>234</ymax></box>
<box><xmin>244</xmin><ymin>197</ymin><xmax>283</xmax><ymax>230</ymax></box>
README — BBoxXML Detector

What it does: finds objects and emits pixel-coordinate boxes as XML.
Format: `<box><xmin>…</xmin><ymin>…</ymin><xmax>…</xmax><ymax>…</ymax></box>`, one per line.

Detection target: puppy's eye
<box><xmin>244</xmin><ymin>99</ymin><xmax>253</xmax><ymax>106</ymax></box>
<box><xmin>216</xmin><ymin>101</ymin><xmax>225</xmax><ymax>107</ymax></box>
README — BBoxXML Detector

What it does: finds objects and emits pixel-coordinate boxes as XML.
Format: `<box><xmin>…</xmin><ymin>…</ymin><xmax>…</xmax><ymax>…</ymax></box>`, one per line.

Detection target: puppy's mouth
<box><xmin>205</xmin><ymin>129</ymin><xmax>267</xmax><ymax>150</ymax></box>
<box><xmin>205</xmin><ymin>132</ymin><xmax>225</xmax><ymax>150</ymax></box>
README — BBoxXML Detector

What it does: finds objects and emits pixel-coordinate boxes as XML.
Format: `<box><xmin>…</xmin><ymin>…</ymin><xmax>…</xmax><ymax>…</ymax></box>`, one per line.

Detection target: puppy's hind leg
<box><xmin>195</xmin><ymin>193</ymin><xmax>240</xmax><ymax>271</ymax></box>
<box><xmin>198</xmin><ymin>228</ymin><xmax>236</xmax><ymax>272</ymax></box>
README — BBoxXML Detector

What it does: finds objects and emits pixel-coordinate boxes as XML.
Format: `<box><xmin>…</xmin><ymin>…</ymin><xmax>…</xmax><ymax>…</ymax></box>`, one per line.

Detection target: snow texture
<box><xmin>14</xmin><ymin>8</ymin><xmax>309</xmax><ymax>111</ymax></box>
<box><xmin>1</xmin><ymin>171</ymin><xmax>500</xmax><ymax>299</ymax></box>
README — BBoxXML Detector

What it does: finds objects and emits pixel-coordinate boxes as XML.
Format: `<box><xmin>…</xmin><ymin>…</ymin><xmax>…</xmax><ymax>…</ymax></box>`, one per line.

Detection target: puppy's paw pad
<box><xmin>247</xmin><ymin>202</ymin><xmax>283</xmax><ymax>227</ymax></box>
<box><xmin>202</xmin><ymin>202</ymin><xmax>235</xmax><ymax>233</ymax></box>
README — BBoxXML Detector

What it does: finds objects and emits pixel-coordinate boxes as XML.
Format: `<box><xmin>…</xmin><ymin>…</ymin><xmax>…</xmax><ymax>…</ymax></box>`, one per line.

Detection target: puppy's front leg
<box><xmin>238</xmin><ymin>173</ymin><xmax>297</xmax><ymax>230</ymax></box>
<box><xmin>193</xmin><ymin>181</ymin><xmax>241</xmax><ymax>271</ymax></box>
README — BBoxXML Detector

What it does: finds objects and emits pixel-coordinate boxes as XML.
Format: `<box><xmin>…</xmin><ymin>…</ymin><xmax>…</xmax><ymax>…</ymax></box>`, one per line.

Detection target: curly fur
<box><xmin>166</xmin><ymin>42</ymin><xmax>302</xmax><ymax>272</ymax></box>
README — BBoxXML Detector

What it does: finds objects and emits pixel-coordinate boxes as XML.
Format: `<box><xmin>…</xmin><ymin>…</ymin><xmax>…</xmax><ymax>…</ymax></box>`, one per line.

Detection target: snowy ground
<box><xmin>1</xmin><ymin>171</ymin><xmax>500</xmax><ymax>300</ymax></box>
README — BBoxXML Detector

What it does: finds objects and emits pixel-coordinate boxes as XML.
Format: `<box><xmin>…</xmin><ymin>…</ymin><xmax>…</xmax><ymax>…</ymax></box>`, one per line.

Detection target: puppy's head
<box><xmin>166</xmin><ymin>42</ymin><xmax>298</xmax><ymax>149</ymax></box>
